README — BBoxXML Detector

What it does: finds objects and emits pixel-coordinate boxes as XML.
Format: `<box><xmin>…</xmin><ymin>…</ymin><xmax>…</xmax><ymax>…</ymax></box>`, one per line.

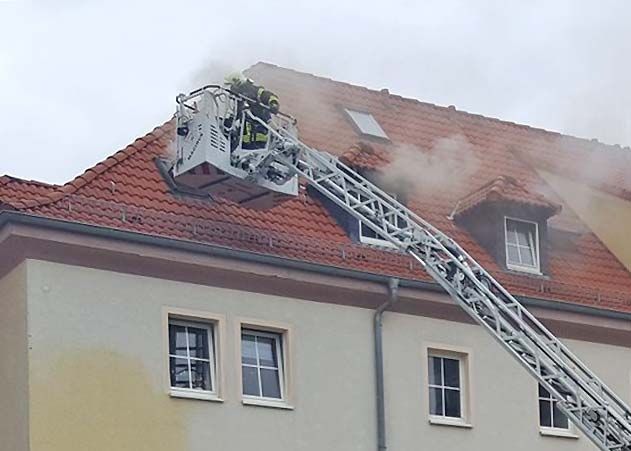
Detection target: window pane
<box><xmin>360</xmin><ymin>222</ymin><xmax>378</xmax><ymax>239</ymax></box>
<box><xmin>241</xmin><ymin>334</ymin><xmax>257</xmax><ymax>365</ymax></box>
<box><xmin>516</xmin><ymin>229</ymin><xmax>530</xmax><ymax>246</ymax></box>
<box><xmin>443</xmin><ymin>358</ymin><xmax>460</xmax><ymax>388</ymax></box>
<box><xmin>539</xmin><ymin>384</ymin><xmax>550</xmax><ymax>398</ymax></box>
<box><xmin>506</xmin><ymin>228</ymin><xmax>518</xmax><ymax>245</ymax></box>
<box><xmin>428</xmin><ymin>356</ymin><xmax>442</xmax><ymax>385</ymax></box>
<box><xmin>553</xmin><ymin>404</ymin><xmax>569</xmax><ymax>429</ymax></box>
<box><xmin>257</xmin><ymin>336</ymin><xmax>278</xmax><ymax>368</ymax></box>
<box><xmin>242</xmin><ymin>365</ymin><xmax>260</xmax><ymax>396</ymax></box>
<box><xmin>260</xmin><ymin>368</ymin><xmax>282</xmax><ymax>399</ymax></box>
<box><xmin>188</xmin><ymin>327</ymin><xmax>209</xmax><ymax>359</ymax></box>
<box><xmin>190</xmin><ymin>360</ymin><xmax>211</xmax><ymax>391</ymax></box>
<box><xmin>169</xmin><ymin>324</ymin><xmax>188</xmax><ymax>357</ymax></box>
<box><xmin>521</xmin><ymin>247</ymin><xmax>535</xmax><ymax>266</ymax></box>
<box><xmin>170</xmin><ymin>357</ymin><xmax>190</xmax><ymax>389</ymax></box>
<box><xmin>506</xmin><ymin>244</ymin><xmax>520</xmax><ymax>264</ymax></box>
<box><xmin>539</xmin><ymin>400</ymin><xmax>552</xmax><ymax>427</ymax></box>
<box><xmin>444</xmin><ymin>389</ymin><xmax>461</xmax><ymax>418</ymax></box>
<box><xmin>429</xmin><ymin>387</ymin><xmax>443</xmax><ymax>416</ymax></box>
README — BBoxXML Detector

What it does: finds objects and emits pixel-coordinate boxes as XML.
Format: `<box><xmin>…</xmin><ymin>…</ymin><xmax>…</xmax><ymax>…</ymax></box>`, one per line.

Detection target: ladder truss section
<box><xmin>247</xmin><ymin>112</ymin><xmax>631</xmax><ymax>451</ymax></box>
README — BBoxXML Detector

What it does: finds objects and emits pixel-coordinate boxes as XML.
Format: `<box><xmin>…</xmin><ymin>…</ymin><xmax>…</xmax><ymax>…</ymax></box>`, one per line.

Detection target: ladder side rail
<box><xmin>274</xmin><ymin>133</ymin><xmax>631</xmax><ymax>426</ymax></box>
<box><xmin>297</xmin><ymin>145</ymin><xmax>631</xmax><ymax>438</ymax></box>
<box><xmin>302</xmin><ymin>151</ymin><xmax>628</xmax><ymax>449</ymax></box>
<box><xmin>236</xmin><ymin>103</ymin><xmax>631</xmax><ymax>450</ymax></box>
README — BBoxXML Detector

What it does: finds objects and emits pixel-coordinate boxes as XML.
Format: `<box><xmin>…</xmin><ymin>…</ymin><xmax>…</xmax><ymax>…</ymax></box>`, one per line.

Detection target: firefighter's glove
<box><xmin>269</xmin><ymin>101</ymin><xmax>280</xmax><ymax>114</ymax></box>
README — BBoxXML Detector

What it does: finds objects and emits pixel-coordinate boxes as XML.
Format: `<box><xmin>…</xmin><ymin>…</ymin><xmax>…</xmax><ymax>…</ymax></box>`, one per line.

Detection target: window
<box><xmin>345</xmin><ymin>109</ymin><xmax>389</xmax><ymax>139</ymax></box>
<box><xmin>168</xmin><ymin>320</ymin><xmax>216</xmax><ymax>394</ymax></box>
<box><xmin>359</xmin><ymin>193</ymin><xmax>407</xmax><ymax>247</ymax></box>
<box><xmin>539</xmin><ymin>385</ymin><xmax>570</xmax><ymax>430</ymax></box>
<box><xmin>505</xmin><ymin>217</ymin><xmax>540</xmax><ymax>273</ymax></box>
<box><xmin>241</xmin><ymin>329</ymin><xmax>284</xmax><ymax>400</ymax></box>
<box><xmin>428</xmin><ymin>355</ymin><xmax>463</xmax><ymax>419</ymax></box>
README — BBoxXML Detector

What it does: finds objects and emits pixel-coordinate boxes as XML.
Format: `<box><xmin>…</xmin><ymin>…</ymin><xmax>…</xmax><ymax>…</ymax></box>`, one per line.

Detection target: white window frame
<box><xmin>345</xmin><ymin>108</ymin><xmax>389</xmax><ymax>139</ymax></box>
<box><xmin>237</xmin><ymin>319</ymin><xmax>293</xmax><ymax>410</ymax></box>
<box><xmin>504</xmin><ymin>217</ymin><xmax>541</xmax><ymax>274</ymax></box>
<box><xmin>425</xmin><ymin>344</ymin><xmax>473</xmax><ymax>428</ymax></box>
<box><xmin>538</xmin><ymin>384</ymin><xmax>579</xmax><ymax>439</ymax></box>
<box><xmin>163</xmin><ymin>307</ymin><xmax>225</xmax><ymax>402</ymax></box>
<box><xmin>241</xmin><ymin>329</ymin><xmax>285</xmax><ymax>401</ymax></box>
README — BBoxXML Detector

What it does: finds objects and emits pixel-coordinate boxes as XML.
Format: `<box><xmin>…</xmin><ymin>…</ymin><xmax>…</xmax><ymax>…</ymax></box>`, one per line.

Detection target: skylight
<box><xmin>345</xmin><ymin>109</ymin><xmax>389</xmax><ymax>139</ymax></box>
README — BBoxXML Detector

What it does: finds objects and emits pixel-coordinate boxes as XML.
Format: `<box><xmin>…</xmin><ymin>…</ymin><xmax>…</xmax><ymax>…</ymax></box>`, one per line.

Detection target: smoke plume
<box><xmin>375</xmin><ymin>134</ymin><xmax>480</xmax><ymax>197</ymax></box>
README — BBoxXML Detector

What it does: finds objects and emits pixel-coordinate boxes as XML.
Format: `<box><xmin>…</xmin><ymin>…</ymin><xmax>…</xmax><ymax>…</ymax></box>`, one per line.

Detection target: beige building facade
<box><xmin>2</xmin><ymin>221</ymin><xmax>631</xmax><ymax>451</ymax></box>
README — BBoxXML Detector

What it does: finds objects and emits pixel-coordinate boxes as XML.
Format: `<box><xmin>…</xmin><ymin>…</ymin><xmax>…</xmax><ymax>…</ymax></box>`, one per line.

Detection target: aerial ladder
<box><xmin>173</xmin><ymin>85</ymin><xmax>631</xmax><ymax>451</ymax></box>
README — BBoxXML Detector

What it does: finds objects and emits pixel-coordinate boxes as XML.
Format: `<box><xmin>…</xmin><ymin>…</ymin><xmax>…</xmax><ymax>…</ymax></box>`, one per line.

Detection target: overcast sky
<box><xmin>1</xmin><ymin>0</ymin><xmax>630</xmax><ymax>184</ymax></box>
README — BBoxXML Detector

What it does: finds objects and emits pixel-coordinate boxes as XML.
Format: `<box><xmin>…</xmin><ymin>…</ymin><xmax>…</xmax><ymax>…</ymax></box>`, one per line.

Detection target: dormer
<box><xmin>451</xmin><ymin>176</ymin><xmax>562</xmax><ymax>275</ymax></box>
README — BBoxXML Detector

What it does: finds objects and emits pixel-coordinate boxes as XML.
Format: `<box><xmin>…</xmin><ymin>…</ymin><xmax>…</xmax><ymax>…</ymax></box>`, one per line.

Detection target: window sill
<box><xmin>359</xmin><ymin>237</ymin><xmax>397</xmax><ymax>249</ymax></box>
<box><xmin>242</xmin><ymin>397</ymin><xmax>294</xmax><ymax>410</ymax></box>
<box><xmin>169</xmin><ymin>389</ymin><xmax>223</xmax><ymax>402</ymax></box>
<box><xmin>539</xmin><ymin>427</ymin><xmax>579</xmax><ymax>439</ymax></box>
<box><xmin>429</xmin><ymin>417</ymin><xmax>473</xmax><ymax>429</ymax></box>
<box><xmin>506</xmin><ymin>264</ymin><xmax>542</xmax><ymax>276</ymax></box>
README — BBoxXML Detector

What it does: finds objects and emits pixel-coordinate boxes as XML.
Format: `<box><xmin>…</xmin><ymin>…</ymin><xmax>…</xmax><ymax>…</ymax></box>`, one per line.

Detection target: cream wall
<box><xmin>0</xmin><ymin>263</ymin><xmax>29</xmax><ymax>451</ymax></box>
<box><xmin>24</xmin><ymin>259</ymin><xmax>631</xmax><ymax>451</ymax></box>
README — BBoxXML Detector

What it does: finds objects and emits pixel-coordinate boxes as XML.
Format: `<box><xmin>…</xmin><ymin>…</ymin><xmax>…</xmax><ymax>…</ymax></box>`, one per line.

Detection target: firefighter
<box><xmin>224</xmin><ymin>72</ymin><xmax>280</xmax><ymax>150</ymax></box>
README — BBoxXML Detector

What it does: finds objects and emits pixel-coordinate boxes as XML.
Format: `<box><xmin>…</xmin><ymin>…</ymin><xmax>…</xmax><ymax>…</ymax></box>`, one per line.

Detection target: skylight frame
<box><xmin>344</xmin><ymin>108</ymin><xmax>389</xmax><ymax>139</ymax></box>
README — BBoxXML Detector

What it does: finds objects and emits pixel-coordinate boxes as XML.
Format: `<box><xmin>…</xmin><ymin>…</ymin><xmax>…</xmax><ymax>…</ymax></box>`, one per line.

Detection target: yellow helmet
<box><xmin>224</xmin><ymin>71</ymin><xmax>245</xmax><ymax>86</ymax></box>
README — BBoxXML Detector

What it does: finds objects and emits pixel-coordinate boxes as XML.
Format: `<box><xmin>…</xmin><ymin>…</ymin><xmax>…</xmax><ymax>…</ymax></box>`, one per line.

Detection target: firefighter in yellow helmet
<box><xmin>224</xmin><ymin>72</ymin><xmax>280</xmax><ymax>150</ymax></box>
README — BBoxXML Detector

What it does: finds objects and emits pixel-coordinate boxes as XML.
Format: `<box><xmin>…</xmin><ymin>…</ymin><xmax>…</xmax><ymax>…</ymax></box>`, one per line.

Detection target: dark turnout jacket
<box><xmin>230</xmin><ymin>79</ymin><xmax>279</xmax><ymax>122</ymax></box>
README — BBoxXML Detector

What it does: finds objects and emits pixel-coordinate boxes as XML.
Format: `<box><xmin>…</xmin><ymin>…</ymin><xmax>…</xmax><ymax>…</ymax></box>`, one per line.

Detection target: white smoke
<box><xmin>376</xmin><ymin>134</ymin><xmax>480</xmax><ymax>196</ymax></box>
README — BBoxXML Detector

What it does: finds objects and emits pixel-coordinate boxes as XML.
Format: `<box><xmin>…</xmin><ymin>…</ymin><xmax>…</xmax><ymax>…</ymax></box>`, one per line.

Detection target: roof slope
<box><xmin>0</xmin><ymin>176</ymin><xmax>59</xmax><ymax>209</ymax></box>
<box><xmin>2</xmin><ymin>62</ymin><xmax>631</xmax><ymax>313</ymax></box>
<box><xmin>451</xmin><ymin>175</ymin><xmax>562</xmax><ymax>218</ymax></box>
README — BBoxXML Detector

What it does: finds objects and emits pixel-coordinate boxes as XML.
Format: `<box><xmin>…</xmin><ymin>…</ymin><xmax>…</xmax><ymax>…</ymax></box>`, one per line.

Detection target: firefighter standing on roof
<box><xmin>224</xmin><ymin>72</ymin><xmax>280</xmax><ymax>150</ymax></box>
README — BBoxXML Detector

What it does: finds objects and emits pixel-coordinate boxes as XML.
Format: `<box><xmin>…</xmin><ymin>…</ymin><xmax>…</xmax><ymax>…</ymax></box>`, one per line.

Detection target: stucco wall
<box><xmin>25</xmin><ymin>259</ymin><xmax>631</xmax><ymax>451</ymax></box>
<box><xmin>0</xmin><ymin>263</ymin><xmax>29</xmax><ymax>451</ymax></box>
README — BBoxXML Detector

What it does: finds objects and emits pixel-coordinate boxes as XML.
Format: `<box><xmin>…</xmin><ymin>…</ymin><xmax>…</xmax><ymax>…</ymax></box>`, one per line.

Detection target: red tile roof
<box><xmin>0</xmin><ymin>175</ymin><xmax>59</xmax><ymax>209</ymax></box>
<box><xmin>340</xmin><ymin>142</ymin><xmax>392</xmax><ymax>170</ymax></box>
<box><xmin>3</xmin><ymin>62</ymin><xmax>631</xmax><ymax>313</ymax></box>
<box><xmin>451</xmin><ymin>175</ymin><xmax>562</xmax><ymax>218</ymax></box>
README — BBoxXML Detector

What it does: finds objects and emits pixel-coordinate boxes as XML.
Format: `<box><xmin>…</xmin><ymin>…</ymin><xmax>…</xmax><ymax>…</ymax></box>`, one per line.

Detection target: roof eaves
<box><xmin>2</xmin><ymin>209</ymin><xmax>631</xmax><ymax>321</ymax></box>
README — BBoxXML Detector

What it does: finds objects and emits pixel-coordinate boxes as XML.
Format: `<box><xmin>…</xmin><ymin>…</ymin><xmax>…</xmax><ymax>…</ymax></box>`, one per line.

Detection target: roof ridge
<box><xmin>0</xmin><ymin>175</ymin><xmax>59</xmax><ymax>188</ymax></box>
<box><xmin>251</xmin><ymin>61</ymin><xmax>631</xmax><ymax>151</ymax></box>
<box><xmin>12</xmin><ymin>120</ymin><xmax>174</xmax><ymax>210</ymax></box>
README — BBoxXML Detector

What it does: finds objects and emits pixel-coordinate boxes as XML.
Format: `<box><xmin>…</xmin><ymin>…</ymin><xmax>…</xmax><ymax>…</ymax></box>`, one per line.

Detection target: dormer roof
<box><xmin>451</xmin><ymin>175</ymin><xmax>562</xmax><ymax>219</ymax></box>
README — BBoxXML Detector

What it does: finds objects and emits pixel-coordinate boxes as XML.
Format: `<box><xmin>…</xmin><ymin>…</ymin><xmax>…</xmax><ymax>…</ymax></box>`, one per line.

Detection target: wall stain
<box><xmin>30</xmin><ymin>349</ymin><xmax>188</xmax><ymax>451</ymax></box>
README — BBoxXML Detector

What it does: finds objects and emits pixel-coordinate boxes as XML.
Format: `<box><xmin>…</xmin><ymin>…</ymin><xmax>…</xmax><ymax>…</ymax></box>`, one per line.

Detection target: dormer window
<box><xmin>345</xmin><ymin>109</ymin><xmax>389</xmax><ymax>139</ymax></box>
<box><xmin>504</xmin><ymin>217</ymin><xmax>540</xmax><ymax>274</ymax></box>
<box><xmin>451</xmin><ymin>176</ymin><xmax>560</xmax><ymax>276</ymax></box>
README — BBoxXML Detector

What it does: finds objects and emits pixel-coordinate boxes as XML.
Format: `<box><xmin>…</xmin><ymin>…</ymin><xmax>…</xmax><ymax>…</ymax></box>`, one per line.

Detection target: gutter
<box><xmin>1</xmin><ymin>211</ymin><xmax>631</xmax><ymax>322</ymax></box>
<box><xmin>375</xmin><ymin>278</ymin><xmax>399</xmax><ymax>451</ymax></box>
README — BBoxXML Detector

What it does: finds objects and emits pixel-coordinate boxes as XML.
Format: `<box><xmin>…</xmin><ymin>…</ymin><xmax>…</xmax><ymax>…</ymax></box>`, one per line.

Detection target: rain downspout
<box><xmin>375</xmin><ymin>277</ymin><xmax>399</xmax><ymax>451</ymax></box>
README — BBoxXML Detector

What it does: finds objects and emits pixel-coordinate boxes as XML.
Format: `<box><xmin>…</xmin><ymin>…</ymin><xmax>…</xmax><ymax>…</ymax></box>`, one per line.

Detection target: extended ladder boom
<box><xmin>176</xmin><ymin>88</ymin><xmax>631</xmax><ymax>451</ymax></box>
